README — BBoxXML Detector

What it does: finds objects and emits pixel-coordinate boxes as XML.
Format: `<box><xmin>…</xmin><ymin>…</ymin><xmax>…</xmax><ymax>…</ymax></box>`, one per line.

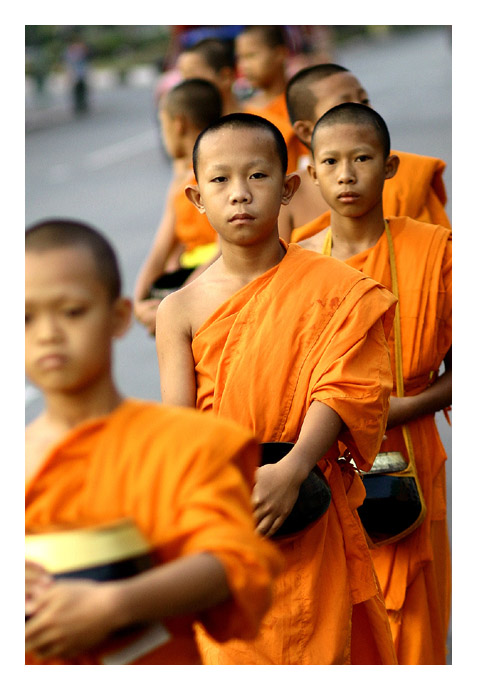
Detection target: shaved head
<box><xmin>286</xmin><ymin>64</ymin><xmax>350</xmax><ymax>123</ymax></box>
<box><xmin>25</xmin><ymin>218</ymin><xmax>122</xmax><ymax>301</ymax></box>
<box><xmin>312</xmin><ymin>102</ymin><xmax>391</xmax><ymax>159</ymax></box>
<box><xmin>162</xmin><ymin>78</ymin><xmax>222</xmax><ymax>130</ymax></box>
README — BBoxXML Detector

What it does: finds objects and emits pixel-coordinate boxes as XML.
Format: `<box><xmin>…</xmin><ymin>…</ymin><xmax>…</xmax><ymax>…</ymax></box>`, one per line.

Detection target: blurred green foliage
<box><xmin>25</xmin><ymin>25</ymin><xmax>171</xmax><ymax>76</ymax></box>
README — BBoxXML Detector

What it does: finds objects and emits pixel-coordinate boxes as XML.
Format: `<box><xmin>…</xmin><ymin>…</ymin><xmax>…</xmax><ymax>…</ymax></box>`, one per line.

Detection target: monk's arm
<box><xmin>253</xmin><ymin>401</ymin><xmax>343</xmax><ymax>537</ymax></box>
<box><xmin>25</xmin><ymin>553</ymin><xmax>229</xmax><ymax>659</ymax></box>
<box><xmin>133</xmin><ymin>190</ymin><xmax>180</xmax><ymax>332</ymax></box>
<box><xmin>386</xmin><ymin>347</ymin><xmax>452</xmax><ymax>429</ymax></box>
<box><xmin>155</xmin><ymin>292</ymin><xmax>197</xmax><ymax>407</ymax></box>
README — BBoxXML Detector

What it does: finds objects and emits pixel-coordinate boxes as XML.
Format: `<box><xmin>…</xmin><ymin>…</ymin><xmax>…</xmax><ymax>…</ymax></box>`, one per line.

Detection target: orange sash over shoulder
<box><xmin>341</xmin><ymin>217</ymin><xmax>452</xmax><ymax>664</ymax></box>
<box><xmin>193</xmin><ymin>244</ymin><xmax>398</xmax><ymax>664</ymax></box>
<box><xmin>291</xmin><ymin>150</ymin><xmax>450</xmax><ymax>243</ymax></box>
<box><xmin>25</xmin><ymin>400</ymin><xmax>281</xmax><ymax>665</ymax></box>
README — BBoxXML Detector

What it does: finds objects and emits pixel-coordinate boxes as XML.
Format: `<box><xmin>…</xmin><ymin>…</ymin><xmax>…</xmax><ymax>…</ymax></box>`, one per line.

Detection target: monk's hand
<box><xmin>134</xmin><ymin>298</ymin><xmax>162</xmax><ymax>335</ymax></box>
<box><xmin>25</xmin><ymin>560</ymin><xmax>54</xmax><ymax>618</ymax></box>
<box><xmin>252</xmin><ymin>462</ymin><xmax>301</xmax><ymax>538</ymax></box>
<box><xmin>25</xmin><ymin>578</ymin><xmax>118</xmax><ymax>660</ymax></box>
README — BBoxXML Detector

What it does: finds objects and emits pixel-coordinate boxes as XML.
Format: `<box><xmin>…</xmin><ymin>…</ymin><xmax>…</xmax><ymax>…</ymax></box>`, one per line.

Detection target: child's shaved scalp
<box><xmin>25</xmin><ymin>218</ymin><xmax>122</xmax><ymax>301</ymax></box>
<box><xmin>312</xmin><ymin>102</ymin><xmax>391</xmax><ymax>159</ymax></box>
<box><xmin>163</xmin><ymin>78</ymin><xmax>222</xmax><ymax>130</ymax></box>
<box><xmin>286</xmin><ymin>63</ymin><xmax>350</xmax><ymax>124</ymax></box>
<box><xmin>183</xmin><ymin>38</ymin><xmax>235</xmax><ymax>73</ymax></box>
<box><xmin>192</xmin><ymin>112</ymin><xmax>288</xmax><ymax>180</ymax></box>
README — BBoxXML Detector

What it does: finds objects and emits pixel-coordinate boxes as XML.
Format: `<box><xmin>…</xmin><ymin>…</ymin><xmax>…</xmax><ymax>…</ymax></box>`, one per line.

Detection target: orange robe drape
<box><xmin>244</xmin><ymin>92</ymin><xmax>308</xmax><ymax>173</ymax></box>
<box><xmin>291</xmin><ymin>151</ymin><xmax>451</xmax><ymax>243</ymax></box>
<box><xmin>25</xmin><ymin>399</ymin><xmax>282</xmax><ymax>665</ymax></box>
<box><xmin>192</xmin><ymin>243</ymin><xmax>398</xmax><ymax>664</ymax></box>
<box><xmin>339</xmin><ymin>217</ymin><xmax>452</xmax><ymax>664</ymax></box>
<box><xmin>173</xmin><ymin>174</ymin><xmax>218</xmax><ymax>252</ymax></box>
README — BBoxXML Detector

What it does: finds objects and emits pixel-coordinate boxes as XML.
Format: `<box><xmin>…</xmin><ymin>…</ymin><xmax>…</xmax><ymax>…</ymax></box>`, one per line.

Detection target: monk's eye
<box><xmin>63</xmin><ymin>306</ymin><xmax>87</xmax><ymax>318</ymax></box>
<box><xmin>250</xmin><ymin>172</ymin><xmax>266</xmax><ymax>179</ymax></box>
<box><xmin>322</xmin><ymin>158</ymin><xmax>336</xmax><ymax>166</ymax></box>
<box><xmin>356</xmin><ymin>155</ymin><xmax>371</xmax><ymax>162</ymax></box>
<box><xmin>211</xmin><ymin>176</ymin><xmax>227</xmax><ymax>183</ymax></box>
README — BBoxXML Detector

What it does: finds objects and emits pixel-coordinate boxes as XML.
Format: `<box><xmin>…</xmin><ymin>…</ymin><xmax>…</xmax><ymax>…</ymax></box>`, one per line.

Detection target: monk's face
<box><xmin>25</xmin><ymin>246</ymin><xmax>126</xmax><ymax>395</ymax></box>
<box><xmin>296</xmin><ymin>73</ymin><xmax>370</xmax><ymax>147</ymax></box>
<box><xmin>190</xmin><ymin>126</ymin><xmax>293</xmax><ymax>245</ymax></box>
<box><xmin>309</xmin><ymin>122</ymin><xmax>396</xmax><ymax>219</ymax></box>
<box><xmin>235</xmin><ymin>32</ymin><xmax>286</xmax><ymax>89</ymax></box>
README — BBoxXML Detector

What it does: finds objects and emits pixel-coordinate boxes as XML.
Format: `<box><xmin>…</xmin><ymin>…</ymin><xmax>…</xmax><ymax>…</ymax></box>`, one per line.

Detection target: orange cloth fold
<box><xmin>341</xmin><ymin>217</ymin><xmax>452</xmax><ymax>664</ymax></box>
<box><xmin>25</xmin><ymin>400</ymin><xmax>282</xmax><ymax>665</ymax></box>
<box><xmin>291</xmin><ymin>150</ymin><xmax>451</xmax><ymax>243</ymax></box>
<box><xmin>193</xmin><ymin>243</ymin><xmax>398</xmax><ymax>664</ymax></box>
<box><xmin>244</xmin><ymin>92</ymin><xmax>308</xmax><ymax>173</ymax></box>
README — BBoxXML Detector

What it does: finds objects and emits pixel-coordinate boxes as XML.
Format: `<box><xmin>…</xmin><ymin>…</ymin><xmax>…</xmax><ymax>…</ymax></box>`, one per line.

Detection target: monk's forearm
<box><xmin>387</xmin><ymin>369</ymin><xmax>452</xmax><ymax>429</ymax></box>
<box><xmin>283</xmin><ymin>401</ymin><xmax>343</xmax><ymax>482</ymax></box>
<box><xmin>105</xmin><ymin>553</ymin><xmax>230</xmax><ymax>632</ymax></box>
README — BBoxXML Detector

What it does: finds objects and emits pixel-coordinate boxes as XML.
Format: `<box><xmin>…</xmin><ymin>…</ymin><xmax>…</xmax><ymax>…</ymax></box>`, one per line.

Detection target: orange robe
<box><xmin>192</xmin><ymin>243</ymin><xmax>398</xmax><ymax>664</ymax></box>
<box><xmin>25</xmin><ymin>399</ymin><xmax>282</xmax><ymax>665</ymax></box>
<box><xmin>244</xmin><ymin>92</ymin><xmax>308</xmax><ymax>173</ymax></box>
<box><xmin>173</xmin><ymin>174</ymin><xmax>218</xmax><ymax>252</ymax></box>
<box><xmin>338</xmin><ymin>217</ymin><xmax>452</xmax><ymax>664</ymax></box>
<box><xmin>291</xmin><ymin>151</ymin><xmax>451</xmax><ymax>243</ymax></box>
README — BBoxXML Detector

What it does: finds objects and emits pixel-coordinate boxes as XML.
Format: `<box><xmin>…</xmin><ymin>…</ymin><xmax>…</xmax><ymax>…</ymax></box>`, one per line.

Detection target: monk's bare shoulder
<box><xmin>25</xmin><ymin>415</ymin><xmax>58</xmax><ymax>482</ymax></box>
<box><xmin>156</xmin><ymin>260</ymin><xmax>240</xmax><ymax>338</ymax></box>
<box><xmin>298</xmin><ymin>228</ymin><xmax>328</xmax><ymax>254</ymax></box>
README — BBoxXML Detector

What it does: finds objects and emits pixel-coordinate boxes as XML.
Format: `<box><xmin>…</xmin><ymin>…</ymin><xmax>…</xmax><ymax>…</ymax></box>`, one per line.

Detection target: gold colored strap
<box><xmin>324</xmin><ymin>221</ymin><xmax>417</xmax><ymax>472</ymax></box>
<box><xmin>322</xmin><ymin>228</ymin><xmax>332</xmax><ymax>256</ymax></box>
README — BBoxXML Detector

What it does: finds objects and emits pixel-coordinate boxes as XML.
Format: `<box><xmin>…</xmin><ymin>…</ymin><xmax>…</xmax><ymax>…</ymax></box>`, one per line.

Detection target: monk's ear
<box><xmin>307</xmin><ymin>162</ymin><xmax>319</xmax><ymax>187</ymax></box>
<box><xmin>185</xmin><ymin>184</ymin><xmax>206</xmax><ymax>214</ymax></box>
<box><xmin>111</xmin><ymin>297</ymin><xmax>132</xmax><ymax>339</ymax></box>
<box><xmin>281</xmin><ymin>172</ymin><xmax>301</xmax><ymax>205</ymax></box>
<box><xmin>384</xmin><ymin>153</ymin><xmax>400</xmax><ymax>180</ymax></box>
<box><xmin>292</xmin><ymin>119</ymin><xmax>314</xmax><ymax>147</ymax></box>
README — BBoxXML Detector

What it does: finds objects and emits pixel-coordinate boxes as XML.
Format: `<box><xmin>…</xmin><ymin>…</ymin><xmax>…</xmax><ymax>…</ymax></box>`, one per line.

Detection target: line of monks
<box><xmin>25</xmin><ymin>26</ymin><xmax>451</xmax><ymax>665</ymax></box>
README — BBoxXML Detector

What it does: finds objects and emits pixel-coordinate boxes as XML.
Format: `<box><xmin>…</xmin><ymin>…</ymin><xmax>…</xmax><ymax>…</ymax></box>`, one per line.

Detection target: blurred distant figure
<box><xmin>64</xmin><ymin>36</ymin><xmax>89</xmax><ymax>115</ymax></box>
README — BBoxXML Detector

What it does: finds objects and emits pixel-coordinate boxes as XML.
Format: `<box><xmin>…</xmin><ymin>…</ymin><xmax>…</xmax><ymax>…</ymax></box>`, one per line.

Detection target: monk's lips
<box><xmin>25</xmin><ymin>518</ymin><xmax>154</xmax><ymax>581</ymax></box>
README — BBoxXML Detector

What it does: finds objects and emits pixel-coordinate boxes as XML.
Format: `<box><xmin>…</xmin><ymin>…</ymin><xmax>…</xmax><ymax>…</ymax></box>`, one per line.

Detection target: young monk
<box><xmin>235</xmin><ymin>26</ymin><xmax>308</xmax><ymax>174</ymax></box>
<box><xmin>155</xmin><ymin>112</ymin><xmax>399</xmax><ymax>665</ymax></box>
<box><xmin>304</xmin><ymin>102</ymin><xmax>452</xmax><ymax>664</ymax></box>
<box><xmin>176</xmin><ymin>38</ymin><xmax>242</xmax><ymax>116</ymax></box>
<box><xmin>25</xmin><ymin>218</ymin><xmax>282</xmax><ymax>665</ymax></box>
<box><xmin>279</xmin><ymin>63</ymin><xmax>451</xmax><ymax>240</ymax></box>
<box><xmin>134</xmin><ymin>78</ymin><xmax>222</xmax><ymax>335</ymax></box>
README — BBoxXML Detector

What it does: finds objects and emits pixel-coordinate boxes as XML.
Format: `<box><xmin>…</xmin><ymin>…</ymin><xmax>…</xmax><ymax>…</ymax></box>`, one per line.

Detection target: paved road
<box><xmin>25</xmin><ymin>25</ymin><xmax>452</xmax><ymax>659</ymax></box>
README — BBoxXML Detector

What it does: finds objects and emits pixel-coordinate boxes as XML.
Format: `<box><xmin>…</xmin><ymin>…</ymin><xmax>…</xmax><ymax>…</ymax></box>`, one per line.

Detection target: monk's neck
<box><xmin>220</xmin><ymin>235</ymin><xmax>286</xmax><ymax>284</ymax></box>
<box><xmin>329</xmin><ymin>207</ymin><xmax>386</xmax><ymax>261</ymax></box>
<box><xmin>41</xmin><ymin>377</ymin><xmax>123</xmax><ymax>434</ymax></box>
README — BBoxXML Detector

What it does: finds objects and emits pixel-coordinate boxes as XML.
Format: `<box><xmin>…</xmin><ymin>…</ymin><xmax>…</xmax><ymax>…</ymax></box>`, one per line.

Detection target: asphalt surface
<box><xmin>25</xmin><ymin>26</ymin><xmax>452</xmax><ymax>662</ymax></box>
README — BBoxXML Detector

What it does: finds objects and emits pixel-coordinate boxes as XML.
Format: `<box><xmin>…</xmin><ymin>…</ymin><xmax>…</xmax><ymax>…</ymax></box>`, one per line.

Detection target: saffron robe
<box><xmin>192</xmin><ymin>243</ymin><xmax>398</xmax><ymax>664</ymax></box>
<box><xmin>291</xmin><ymin>151</ymin><xmax>451</xmax><ymax>243</ymax></box>
<box><xmin>338</xmin><ymin>217</ymin><xmax>452</xmax><ymax>664</ymax></box>
<box><xmin>244</xmin><ymin>92</ymin><xmax>308</xmax><ymax>173</ymax></box>
<box><xmin>25</xmin><ymin>399</ymin><xmax>282</xmax><ymax>665</ymax></box>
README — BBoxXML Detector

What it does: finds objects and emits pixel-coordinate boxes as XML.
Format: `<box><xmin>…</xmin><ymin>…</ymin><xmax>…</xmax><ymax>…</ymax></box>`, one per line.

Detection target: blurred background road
<box><xmin>25</xmin><ymin>24</ymin><xmax>452</xmax><ymax>660</ymax></box>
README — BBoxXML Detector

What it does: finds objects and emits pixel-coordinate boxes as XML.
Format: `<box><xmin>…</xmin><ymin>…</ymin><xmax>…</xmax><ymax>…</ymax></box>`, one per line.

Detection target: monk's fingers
<box><xmin>256</xmin><ymin>513</ymin><xmax>285</xmax><ymax>538</ymax></box>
